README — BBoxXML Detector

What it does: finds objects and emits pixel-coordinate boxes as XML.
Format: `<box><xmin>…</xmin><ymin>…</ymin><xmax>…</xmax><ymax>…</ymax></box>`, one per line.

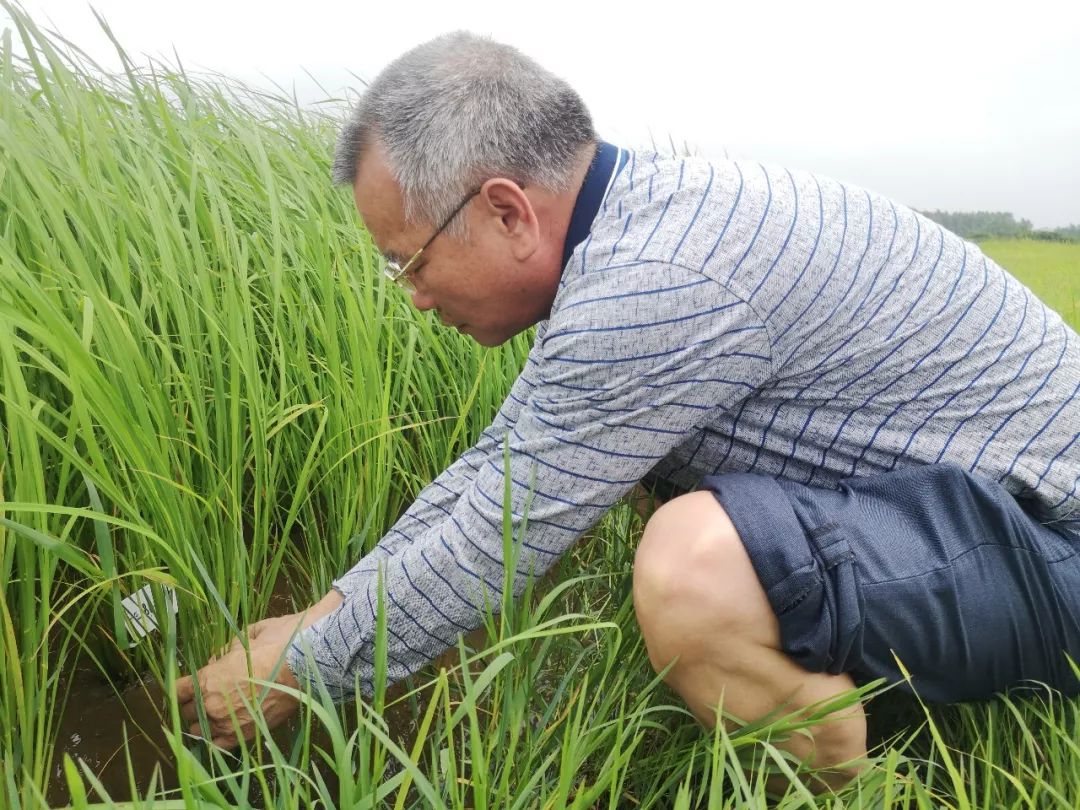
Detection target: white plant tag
<box><xmin>121</xmin><ymin>584</ymin><xmax>178</xmax><ymax>647</ymax></box>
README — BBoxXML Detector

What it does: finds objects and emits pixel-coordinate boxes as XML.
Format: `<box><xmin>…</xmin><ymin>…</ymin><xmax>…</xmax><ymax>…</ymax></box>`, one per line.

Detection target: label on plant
<box><xmin>121</xmin><ymin>584</ymin><xmax>178</xmax><ymax>647</ymax></box>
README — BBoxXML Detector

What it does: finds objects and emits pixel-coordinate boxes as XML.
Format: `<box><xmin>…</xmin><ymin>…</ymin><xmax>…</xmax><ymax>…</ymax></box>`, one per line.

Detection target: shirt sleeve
<box><xmin>287</xmin><ymin>262</ymin><xmax>773</xmax><ymax>699</ymax></box>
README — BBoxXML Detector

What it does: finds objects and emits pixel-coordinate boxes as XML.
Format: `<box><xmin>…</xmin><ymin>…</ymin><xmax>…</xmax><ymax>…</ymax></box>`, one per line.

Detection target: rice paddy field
<box><xmin>2</xmin><ymin>5</ymin><xmax>1080</xmax><ymax>808</ymax></box>
<box><xmin>980</xmin><ymin>240</ymin><xmax>1080</xmax><ymax>329</ymax></box>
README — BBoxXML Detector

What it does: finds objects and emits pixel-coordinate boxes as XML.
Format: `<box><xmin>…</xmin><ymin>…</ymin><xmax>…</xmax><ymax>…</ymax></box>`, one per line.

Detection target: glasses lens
<box><xmin>383</xmin><ymin>260</ymin><xmax>415</xmax><ymax>293</ymax></box>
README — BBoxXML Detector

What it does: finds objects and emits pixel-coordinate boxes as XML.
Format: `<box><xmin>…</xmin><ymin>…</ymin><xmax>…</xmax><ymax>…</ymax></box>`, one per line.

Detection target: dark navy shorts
<box><xmin>698</xmin><ymin>463</ymin><xmax>1080</xmax><ymax>703</ymax></box>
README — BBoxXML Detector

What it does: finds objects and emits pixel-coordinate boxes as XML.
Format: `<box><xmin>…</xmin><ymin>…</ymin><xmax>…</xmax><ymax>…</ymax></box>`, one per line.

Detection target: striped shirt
<box><xmin>288</xmin><ymin>142</ymin><xmax>1080</xmax><ymax>698</ymax></box>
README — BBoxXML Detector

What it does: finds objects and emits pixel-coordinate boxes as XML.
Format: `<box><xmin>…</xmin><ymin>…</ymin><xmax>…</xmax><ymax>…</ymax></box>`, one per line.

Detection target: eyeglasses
<box><xmin>382</xmin><ymin>188</ymin><xmax>480</xmax><ymax>293</ymax></box>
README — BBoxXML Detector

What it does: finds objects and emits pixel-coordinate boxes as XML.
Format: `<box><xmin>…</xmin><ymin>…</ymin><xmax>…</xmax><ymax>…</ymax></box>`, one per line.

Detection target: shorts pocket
<box><xmin>808</xmin><ymin>525</ymin><xmax>864</xmax><ymax>675</ymax></box>
<box><xmin>770</xmin><ymin>525</ymin><xmax>865</xmax><ymax>676</ymax></box>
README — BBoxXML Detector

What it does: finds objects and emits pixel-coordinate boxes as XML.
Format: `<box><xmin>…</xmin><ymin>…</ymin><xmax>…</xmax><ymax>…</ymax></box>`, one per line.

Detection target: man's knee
<box><xmin>631</xmin><ymin>490</ymin><xmax>868</xmax><ymax>780</ymax></box>
<box><xmin>632</xmin><ymin>491</ymin><xmax>776</xmax><ymax>663</ymax></box>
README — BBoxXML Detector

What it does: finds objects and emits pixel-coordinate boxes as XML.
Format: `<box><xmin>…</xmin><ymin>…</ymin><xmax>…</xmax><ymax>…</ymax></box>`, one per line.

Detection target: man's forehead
<box><xmin>352</xmin><ymin>145</ymin><xmax>413</xmax><ymax>255</ymax></box>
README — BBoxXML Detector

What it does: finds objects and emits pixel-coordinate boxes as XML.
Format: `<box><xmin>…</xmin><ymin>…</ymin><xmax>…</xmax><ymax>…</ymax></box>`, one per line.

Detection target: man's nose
<box><xmin>410</xmin><ymin>288</ymin><xmax>437</xmax><ymax>311</ymax></box>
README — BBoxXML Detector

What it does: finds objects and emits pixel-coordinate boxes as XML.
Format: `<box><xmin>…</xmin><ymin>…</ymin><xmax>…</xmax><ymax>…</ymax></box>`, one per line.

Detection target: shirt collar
<box><xmin>561</xmin><ymin>140</ymin><xmax>627</xmax><ymax>270</ymax></box>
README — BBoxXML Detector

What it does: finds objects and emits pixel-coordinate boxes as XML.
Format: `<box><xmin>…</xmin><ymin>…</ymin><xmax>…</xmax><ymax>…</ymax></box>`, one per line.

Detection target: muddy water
<box><xmin>46</xmin><ymin>661</ymin><xmax>438</xmax><ymax>806</ymax></box>
<box><xmin>46</xmin><ymin>663</ymin><xmax>177</xmax><ymax>805</ymax></box>
<box><xmin>44</xmin><ymin>573</ymin><xmax>449</xmax><ymax>806</ymax></box>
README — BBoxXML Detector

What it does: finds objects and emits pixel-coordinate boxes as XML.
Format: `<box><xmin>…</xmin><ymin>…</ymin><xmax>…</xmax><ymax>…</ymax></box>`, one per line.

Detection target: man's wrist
<box><xmin>306</xmin><ymin>588</ymin><xmax>345</xmax><ymax>623</ymax></box>
<box><xmin>280</xmin><ymin>589</ymin><xmax>345</xmax><ymax>693</ymax></box>
<box><xmin>279</xmin><ymin>655</ymin><xmax>302</xmax><ymax>690</ymax></box>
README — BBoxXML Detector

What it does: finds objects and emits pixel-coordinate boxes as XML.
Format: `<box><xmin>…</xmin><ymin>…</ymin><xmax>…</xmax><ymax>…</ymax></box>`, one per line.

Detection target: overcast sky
<box><xmin>9</xmin><ymin>0</ymin><xmax>1080</xmax><ymax>227</ymax></box>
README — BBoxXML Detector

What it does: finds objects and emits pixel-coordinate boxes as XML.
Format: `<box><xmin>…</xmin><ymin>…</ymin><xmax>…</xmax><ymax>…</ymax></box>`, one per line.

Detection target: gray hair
<box><xmin>332</xmin><ymin>32</ymin><xmax>596</xmax><ymax>236</ymax></box>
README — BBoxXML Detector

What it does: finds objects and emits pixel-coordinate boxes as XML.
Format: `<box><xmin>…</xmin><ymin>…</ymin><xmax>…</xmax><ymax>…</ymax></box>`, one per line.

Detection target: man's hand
<box><xmin>174</xmin><ymin>590</ymin><xmax>344</xmax><ymax>748</ymax></box>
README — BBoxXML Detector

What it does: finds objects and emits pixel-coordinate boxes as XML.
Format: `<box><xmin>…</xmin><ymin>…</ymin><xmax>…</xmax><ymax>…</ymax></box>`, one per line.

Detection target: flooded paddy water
<box><xmin>45</xmin><ymin>570</ymin><xmax>300</xmax><ymax>804</ymax></box>
<box><xmin>47</xmin><ymin>663</ymin><xmax>175</xmax><ymax>805</ymax></box>
<box><xmin>47</xmin><ymin>664</ymin><xmax>429</xmax><ymax>807</ymax></box>
<box><xmin>44</xmin><ymin>567</ymin><xmax>454</xmax><ymax>806</ymax></box>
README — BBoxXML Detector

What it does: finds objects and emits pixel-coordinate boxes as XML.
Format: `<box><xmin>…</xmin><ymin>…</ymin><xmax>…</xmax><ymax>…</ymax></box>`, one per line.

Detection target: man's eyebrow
<box><xmin>376</xmin><ymin>244</ymin><xmax>404</xmax><ymax>263</ymax></box>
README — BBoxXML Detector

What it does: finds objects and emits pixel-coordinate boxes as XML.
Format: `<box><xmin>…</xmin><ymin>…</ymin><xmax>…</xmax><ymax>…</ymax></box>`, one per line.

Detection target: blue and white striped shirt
<box><xmin>288</xmin><ymin>142</ymin><xmax>1080</xmax><ymax>698</ymax></box>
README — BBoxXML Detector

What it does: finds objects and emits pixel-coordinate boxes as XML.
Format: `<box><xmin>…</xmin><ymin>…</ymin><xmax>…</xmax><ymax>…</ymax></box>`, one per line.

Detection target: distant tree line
<box><xmin>920</xmin><ymin>210</ymin><xmax>1080</xmax><ymax>242</ymax></box>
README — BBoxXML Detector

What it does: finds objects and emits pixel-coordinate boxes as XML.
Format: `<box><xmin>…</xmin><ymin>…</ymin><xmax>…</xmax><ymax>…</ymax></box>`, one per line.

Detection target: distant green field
<box><xmin>980</xmin><ymin>239</ymin><xmax>1080</xmax><ymax>330</ymax></box>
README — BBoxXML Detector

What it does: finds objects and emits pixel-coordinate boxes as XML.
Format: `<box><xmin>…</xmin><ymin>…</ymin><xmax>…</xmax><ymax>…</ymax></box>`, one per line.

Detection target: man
<box><xmin>176</xmin><ymin>32</ymin><xmax>1080</xmax><ymax>784</ymax></box>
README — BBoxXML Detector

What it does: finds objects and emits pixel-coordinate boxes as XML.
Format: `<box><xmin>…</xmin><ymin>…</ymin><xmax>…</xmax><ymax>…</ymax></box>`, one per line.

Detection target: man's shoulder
<box><xmin>568</xmin><ymin>149</ymin><xmax>804</xmax><ymax>304</ymax></box>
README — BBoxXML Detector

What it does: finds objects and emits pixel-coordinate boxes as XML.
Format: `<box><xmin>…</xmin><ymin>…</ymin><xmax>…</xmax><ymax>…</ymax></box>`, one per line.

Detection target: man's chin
<box><xmin>467</xmin><ymin>328</ymin><xmax>511</xmax><ymax>348</ymax></box>
<box><xmin>471</xmin><ymin>332</ymin><xmax>501</xmax><ymax>348</ymax></box>
<box><xmin>458</xmin><ymin>321</ymin><xmax>530</xmax><ymax>347</ymax></box>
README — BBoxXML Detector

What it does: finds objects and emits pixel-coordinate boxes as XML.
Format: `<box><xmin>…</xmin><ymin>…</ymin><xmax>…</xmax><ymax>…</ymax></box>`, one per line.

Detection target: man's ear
<box><xmin>479</xmin><ymin>178</ymin><xmax>538</xmax><ymax>256</ymax></box>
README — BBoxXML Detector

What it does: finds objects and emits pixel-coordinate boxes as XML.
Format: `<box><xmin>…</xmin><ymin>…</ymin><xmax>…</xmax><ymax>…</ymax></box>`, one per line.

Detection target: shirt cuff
<box><xmin>284</xmin><ymin>612</ymin><xmax>367</xmax><ymax>704</ymax></box>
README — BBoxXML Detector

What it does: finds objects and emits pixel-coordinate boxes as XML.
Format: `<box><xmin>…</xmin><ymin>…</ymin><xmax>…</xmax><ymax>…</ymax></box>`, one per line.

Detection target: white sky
<box><xmin>9</xmin><ymin>0</ymin><xmax>1080</xmax><ymax>227</ymax></box>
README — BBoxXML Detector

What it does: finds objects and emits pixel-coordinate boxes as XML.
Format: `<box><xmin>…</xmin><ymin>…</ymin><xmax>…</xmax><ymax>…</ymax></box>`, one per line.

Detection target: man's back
<box><xmin>554</xmin><ymin>148</ymin><xmax>1079</xmax><ymax>530</ymax></box>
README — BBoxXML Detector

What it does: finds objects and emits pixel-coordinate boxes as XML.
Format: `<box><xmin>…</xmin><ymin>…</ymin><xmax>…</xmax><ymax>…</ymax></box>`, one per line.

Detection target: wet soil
<box><xmin>45</xmin><ymin>572</ymin><xmax>298</xmax><ymax>805</ymax></box>
<box><xmin>43</xmin><ymin>570</ymin><xmax>453</xmax><ymax>807</ymax></box>
<box><xmin>46</xmin><ymin>662</ymin><xmax>177</xmax><ymax>805</ymax></box>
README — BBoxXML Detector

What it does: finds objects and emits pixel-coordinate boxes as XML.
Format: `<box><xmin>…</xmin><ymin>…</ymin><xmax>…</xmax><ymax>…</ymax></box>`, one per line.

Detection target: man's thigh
<box><xmin>697</xmin><ymin>463</ymin><xmax>1080</xmax><ymax>702</ymax></box>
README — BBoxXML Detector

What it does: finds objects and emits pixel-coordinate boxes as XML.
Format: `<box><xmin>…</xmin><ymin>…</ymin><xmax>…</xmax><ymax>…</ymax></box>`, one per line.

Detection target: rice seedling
<box><xmin>2</xmin><ymin>3</ymin><xmax>1079</xmax><ymax>807</ymax></box>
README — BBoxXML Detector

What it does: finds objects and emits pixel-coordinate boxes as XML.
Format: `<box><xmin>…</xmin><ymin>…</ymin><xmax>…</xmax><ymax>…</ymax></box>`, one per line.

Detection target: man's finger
<box><xmin>211</xmin><ymin>733</ymin><xmax>238</xmax><ymax>750</ymax></box>
<box><xmin>207</xmin><ymin>713</ymin><xmax>242</xmax><ymax>750</ymax></box>
<box><xmin>179</xmin><ymin>699</ymin><xmax>199</xmax><ymax>726</ymax></box>
<box><xmin>211</xmin><ymin>636</ymin><xmax>244</xmax><ymax>660</ymax></box>
<box><xmin>175</xmin><ymin>674</ymin><xmax>195</xmax><ymax>704</ymax></box>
